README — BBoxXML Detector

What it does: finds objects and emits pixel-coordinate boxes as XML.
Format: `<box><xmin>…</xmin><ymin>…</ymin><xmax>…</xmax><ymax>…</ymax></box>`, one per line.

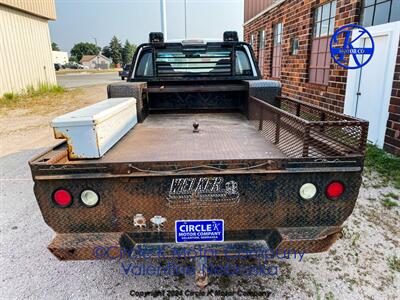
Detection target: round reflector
<box><xmin>53</xmin><ymin>189</ymin><xmax>72</xmax><ymax>207</ymax></box>
<box><xmin>326</xmin><ymin>182</ymin><xmax>344</xmax><ymax>199</ymax></box>
<box><xmin>80</xmin><ymin>190</ymin><xmax>99</xmax><ymax>207</ymax></box>
<box><xmin>299</xmin><ymin>183</ymin><xmax>317</xmax><ymax>200</ymax></box>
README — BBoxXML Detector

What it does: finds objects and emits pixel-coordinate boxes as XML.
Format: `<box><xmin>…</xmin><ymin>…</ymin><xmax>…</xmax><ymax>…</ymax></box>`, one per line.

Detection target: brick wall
<box><xmin>383</xmin><ymin>42</ymin><xmax>400</xmax><ymax>155</ymax></box>
<box><xmin>244</xmin><ymin>0</ymin><xmax>400</xmax><ymax>155</ymax></box>
<box><xmin>244</xmin><ymin>0</ymin><xmax>360</xmax><ymax>112</ymax></box>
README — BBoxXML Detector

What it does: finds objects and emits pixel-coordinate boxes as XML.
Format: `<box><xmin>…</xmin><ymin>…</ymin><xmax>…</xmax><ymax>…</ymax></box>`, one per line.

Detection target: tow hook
<box><xmin>133</xmin><ymin>214</ymin><xmax>146</xmax><ymax>228</ymax></box>
<box><xmin>150</xmin><ymin>215</ymin><xmax>167</xmax><ymax>230</ymax></box>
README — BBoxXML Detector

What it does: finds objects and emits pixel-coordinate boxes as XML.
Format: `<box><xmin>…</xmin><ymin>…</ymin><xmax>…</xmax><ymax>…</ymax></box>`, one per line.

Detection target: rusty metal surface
<box><xmin>48</xmin><ymin>232</ymin><xmax>124</xmax><ymax>260</ymax></box>
<box><xmin>47</xmin><ymin>226</ymin><xmax>342</xmax><ymax>260</ymax></box>
<box><xmin>33</xmin><ymin>170</ymin><xmax>362</xmax><ymax>235</ymax></box>
<box><xmin>248</xmin><ymin>96</ymin><xmax>368</xmax><ymax>158</ymax></box>
<box><xmin>94</xmin><ymin>113</ymin><xmax>285</xmax><ymax>163</ymax></box>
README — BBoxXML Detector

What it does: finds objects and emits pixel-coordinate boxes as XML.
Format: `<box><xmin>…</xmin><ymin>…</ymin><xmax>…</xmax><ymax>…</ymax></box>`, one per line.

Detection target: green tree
<box><xmin>69</xmin><ymin>56</ymin><xmax>78</xmax><ymax>63</ymax></box>
<box><xmin>121</xmin><ymin>40</ymin><xmax>137</xmax><ymax>65</ymax></box>
<box><xmin>102</xmin><ymin>46</ymin><xmax>112</xmax><ymax>59</ymax></box>
<box><xmin>108</xmin><ymin>36</ymin><xmax>123</xmax><ymax>65</ymax></box>
<box><xmin>70</xmin><ymin>42</ymin><xmax>101</xmax><ymax>62</ymax></box>
<box><xmin>51</xmin><ymin>42</ymin><xmax>60</xmax><ymax>51</ymax></box>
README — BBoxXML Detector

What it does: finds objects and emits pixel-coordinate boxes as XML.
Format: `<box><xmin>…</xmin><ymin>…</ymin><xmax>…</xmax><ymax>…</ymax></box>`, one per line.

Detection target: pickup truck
<box><xmin>119</xmin><ymin>64</ymin><xmax>131</xmax><ymax>80</ymax></box>
<box><xmin>29</xmin><ymin>31</ymin><xmax>368</xmax><ymax>279</ymax></box>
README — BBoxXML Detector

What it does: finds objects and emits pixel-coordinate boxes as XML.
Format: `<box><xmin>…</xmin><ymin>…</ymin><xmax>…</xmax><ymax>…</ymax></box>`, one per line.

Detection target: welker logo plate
<box><xmin>167</xmin><ymin>177</ymin><xmax>240</xmax><ymax>206</ymax></box>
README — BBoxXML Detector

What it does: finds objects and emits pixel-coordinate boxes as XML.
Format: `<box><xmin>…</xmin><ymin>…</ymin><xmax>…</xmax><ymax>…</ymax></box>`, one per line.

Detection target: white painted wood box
<box><xmin>51</xmin><ymin>98</ymin><xmax>137</xmax><ymax>159</ymax></box>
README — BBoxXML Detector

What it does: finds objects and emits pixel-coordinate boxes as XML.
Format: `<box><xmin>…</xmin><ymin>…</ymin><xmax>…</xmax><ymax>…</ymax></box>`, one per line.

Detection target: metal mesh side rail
<box><xmin>248</xmin><ymin>96</ymin><xmax>368</xmax><ymax>158</ymax></box>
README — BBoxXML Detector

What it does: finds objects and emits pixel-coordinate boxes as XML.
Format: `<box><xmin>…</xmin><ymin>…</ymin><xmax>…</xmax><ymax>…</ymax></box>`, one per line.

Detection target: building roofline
<box><xmin>243</xmin><ymin>0</ymin><xmax>285</xmax><ymax>26</ymax></box>
<box><xmin>80</xmin><ymin>54</ymin><xmax>112</xmax><ymax>63</ymax></box>
<box><xmin>0</xmin><ymin>1</ymin><xmax>56</xmax><ymax>20</ymax></box>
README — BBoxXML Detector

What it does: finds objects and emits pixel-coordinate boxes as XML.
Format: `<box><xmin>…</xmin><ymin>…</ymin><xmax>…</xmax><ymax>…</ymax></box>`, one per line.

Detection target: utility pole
<box><xmin>184</xmin><ymin>0</ymin><xmax>187</xmax><ymax>39</ymax></box>
<box><xmin>93</xmin><ymin>37</ymin><xmax>100</xmax><ymax>70</ymax></box>
<box><xmin>160</xmin><ymin>0</ymin><xmax>168</xmax><ymax>40</ymax></box>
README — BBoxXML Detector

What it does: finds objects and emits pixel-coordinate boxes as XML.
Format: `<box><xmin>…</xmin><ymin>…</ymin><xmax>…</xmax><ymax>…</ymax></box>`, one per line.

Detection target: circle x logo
<box><xmin>330</xmin><ymin>24</ymin><xmax>374</xmax><ymax>70</ymax></box>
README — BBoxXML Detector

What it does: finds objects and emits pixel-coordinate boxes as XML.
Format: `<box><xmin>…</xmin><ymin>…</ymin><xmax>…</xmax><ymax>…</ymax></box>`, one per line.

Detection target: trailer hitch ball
<box><xmin>193</xmin><ymin>121</ymin><xmax>200</xmax><ymax>133</ymax></box>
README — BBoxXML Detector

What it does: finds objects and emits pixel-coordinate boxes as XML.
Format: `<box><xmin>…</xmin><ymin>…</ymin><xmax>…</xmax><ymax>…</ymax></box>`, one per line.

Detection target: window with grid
<box><xmin>272</xmin><ymin>23</ymin><xmax>283</xmax><ymax>78</ymax></box>
<box><xmin>309</xmin><ymin>1</ymin><xmax>336</xmax><ymax>85</ymax></box>
<box><xmin>361</xmin><ymin>0</ymin><xmax>400</xmax><ymax>27</ymax></box>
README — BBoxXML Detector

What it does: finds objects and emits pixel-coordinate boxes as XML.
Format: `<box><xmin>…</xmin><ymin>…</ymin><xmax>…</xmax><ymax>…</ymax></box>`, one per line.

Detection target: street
<box><xmin>56</xmin><ymin>72</ymin><xmax>121</xmax><ymax>88</ymax></box>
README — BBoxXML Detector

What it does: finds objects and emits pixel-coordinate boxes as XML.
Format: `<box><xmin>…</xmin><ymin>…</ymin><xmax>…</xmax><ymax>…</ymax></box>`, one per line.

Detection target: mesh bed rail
<box><xmin>248</xmin><ymin>96</ymin><xmax>368</xmax><ymax>158</ymax></box>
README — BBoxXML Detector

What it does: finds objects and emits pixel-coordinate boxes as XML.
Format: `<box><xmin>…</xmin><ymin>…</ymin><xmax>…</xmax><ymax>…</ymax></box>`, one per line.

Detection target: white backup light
<box><xmin>80</xmin><ymin>190</ymin><xmax>99</xmax><ymax>207</ymax></box>
<box><xmin>299</xmin><ymin>183</ymin><xmax>317</xmax><ymax>200</ymax></box>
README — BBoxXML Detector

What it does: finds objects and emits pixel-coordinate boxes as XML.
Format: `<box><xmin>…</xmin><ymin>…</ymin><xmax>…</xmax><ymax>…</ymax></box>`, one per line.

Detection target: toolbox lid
<box><xmin>51</xmin><ymin>97</ymin><xmax>136</xmax><ymax>127</ymax></box>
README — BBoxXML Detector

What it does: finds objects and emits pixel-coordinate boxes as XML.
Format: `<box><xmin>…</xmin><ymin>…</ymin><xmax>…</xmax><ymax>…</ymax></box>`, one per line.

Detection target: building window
<box><xmin>309</xmin><ymin>1</ymin><xmax>336</xmax><ymax>85</ymax></box>
<box><xmin>250</xmin><ymin>33</ymin><xmax>255</xmax><ymax>47</ymax></box>
<box><xmin>361</xmin><ymin>0</ymin><xmax>400</xmax><ymax>27</ymax></box>
<box><xmin>290</xmin><ymin>37</ymin><xmax>299</xmax><ymax>55</ymax></box>
<box><xmin>272</xmin><ymin>23</ymin><xmax>283</xmax><ymax>78</ymax></box>
<box><xmin>258</xmin><ymin>30</ymin><xmax>266</xmax><ymax>75</ymax></box>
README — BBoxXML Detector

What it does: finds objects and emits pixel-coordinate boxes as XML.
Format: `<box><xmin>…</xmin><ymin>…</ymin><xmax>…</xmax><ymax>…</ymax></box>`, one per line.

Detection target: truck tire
<box><xmin>107</xmin><ymin>82</ymin><xmax>148</xmax><ymax>123</ymax></box>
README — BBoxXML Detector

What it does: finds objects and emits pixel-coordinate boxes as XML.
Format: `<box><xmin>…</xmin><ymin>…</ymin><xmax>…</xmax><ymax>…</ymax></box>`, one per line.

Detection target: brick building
<box><xmin>243</xmin><ymin>0</ymin><xmax>400</xmax><ymax>155</ymax></box>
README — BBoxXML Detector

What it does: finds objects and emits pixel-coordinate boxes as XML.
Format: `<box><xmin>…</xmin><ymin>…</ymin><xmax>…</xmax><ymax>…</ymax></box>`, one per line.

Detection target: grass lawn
<box><xmin>364</xmin><ymin>144</ymin><xmax>400</xmax><ymax>189</ymax></box>
<box><xmin>0</xmin><ymin>83</ymin><xmax>75</xmax><ymax>115</ymax></box>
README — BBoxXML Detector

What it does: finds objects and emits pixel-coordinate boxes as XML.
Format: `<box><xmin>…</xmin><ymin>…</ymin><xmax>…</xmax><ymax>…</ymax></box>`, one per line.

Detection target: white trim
<box><xmin>243</xmin><ymin>0</ymin><xmax>286</xmax><ymax>26</ymax></box>
<box><xmin>344</xmin><ymin>21</ymin><xmax>400</xmax><ymax>147</ymax></box>
<box><xmin>244</xmin><ymin>44</ymin><xmax>258</xmax><ymax>76</ymax></box>
<box><xmin>131</xmin><ymin>46</ymin><xmax>144</xmax><ymax>80</ymax></box>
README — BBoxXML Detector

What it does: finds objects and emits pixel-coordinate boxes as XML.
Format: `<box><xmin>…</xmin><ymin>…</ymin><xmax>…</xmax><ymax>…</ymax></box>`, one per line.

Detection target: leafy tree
<box><xmin>52</xmin><ymin>42</ymin><xmax>60</xmax><ymax>51</ymax></box>
<box><xmin>70</xmin><ymin>42</ymin><xmax>101</xmax><ymax>62</ymax></box>
<box><xmin>122</xmin><ymin>40</ymin><xmax>137</xmax><ymax>65</ymax></box>
<box><xmin>108</xmin><ymin>36</ymin><xmax>123</xmax><ymax>65</ymax></box>
<box><xmin>102</xmin><ymin>46</ymin><xmax>112</xmax><ymax>59</ymax></box>
<box><xmin>69</xmin><ymin>56</ymin><xmax>78</xmax><ymax>63</ymax></box>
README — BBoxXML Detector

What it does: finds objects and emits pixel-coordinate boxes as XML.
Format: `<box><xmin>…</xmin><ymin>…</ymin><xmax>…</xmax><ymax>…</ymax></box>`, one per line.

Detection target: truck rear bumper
<box><xmin>48</xmin><ymin>226</ymin><xmax>342</xmax><ymax>261</ymax></box>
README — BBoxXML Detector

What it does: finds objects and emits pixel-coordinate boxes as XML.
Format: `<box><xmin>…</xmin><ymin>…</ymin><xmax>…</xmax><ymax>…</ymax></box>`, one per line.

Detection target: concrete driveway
<box><xmin>56</xmin><ymin>72</ymin><xmax>121</xmax><ymax>88</ymax></box>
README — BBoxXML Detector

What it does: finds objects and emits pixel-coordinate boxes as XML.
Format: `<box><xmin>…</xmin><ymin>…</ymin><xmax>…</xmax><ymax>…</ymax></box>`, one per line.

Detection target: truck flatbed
<box><xmin>97</xmin><ymin>113</ymin><xmax>285</xmax><ymax>163</ymax></box>
<box><xmin>46</xmin><ymin>113</ymin><xmax>285</xmax><ymax>165</ymax></box>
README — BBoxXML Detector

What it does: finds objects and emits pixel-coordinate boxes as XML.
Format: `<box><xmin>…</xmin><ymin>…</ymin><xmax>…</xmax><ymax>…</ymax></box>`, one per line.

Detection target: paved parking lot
<box><xmin>56</xmin><ymin>72</ymin><xmax>121</xmax><ymax>88</ymax></box>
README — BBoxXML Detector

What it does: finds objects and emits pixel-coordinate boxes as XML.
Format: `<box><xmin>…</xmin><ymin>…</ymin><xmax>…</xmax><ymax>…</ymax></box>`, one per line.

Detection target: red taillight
<box><xmin>53</xmin><ymin>189</ymin><xmax>72</xmax><ymax>207</ymax></box>
<box><xmin>326</xmin><ymin>182</ymin><xmax>344</xmax><ymax>199</ymax></box>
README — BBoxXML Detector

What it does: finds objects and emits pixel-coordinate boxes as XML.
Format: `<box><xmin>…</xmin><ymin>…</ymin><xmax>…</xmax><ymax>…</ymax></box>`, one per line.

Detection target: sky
<box><xmin>49</xmin><ymin>0</ymin><xmax>244</xmax><ymax>53</ymax></box>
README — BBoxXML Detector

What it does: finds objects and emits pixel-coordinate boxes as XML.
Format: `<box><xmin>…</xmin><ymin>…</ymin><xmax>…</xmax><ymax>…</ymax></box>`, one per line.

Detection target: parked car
<box><xmin>119</xmin><ymin>64</ymin><xmax>131</xmax><ymax>80</ymax></box>
<box><xmin>64</xmin><ymin>62</ymin><xmax>78</xmax><ymax>69</ymax></box>
<box><xmin>64</xmin><ymin>62</ymin><xmax>86</xmax><ymax>69</ymax></box>
<box><xmin>29</xmin><ymin>31</ymin><xmax>368</xmax><ymax>287</ymax></box>
<box><xmin>54</xmin><ymin>63</ymin><xmax>61</xmax><ymax>71</ymax></box>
